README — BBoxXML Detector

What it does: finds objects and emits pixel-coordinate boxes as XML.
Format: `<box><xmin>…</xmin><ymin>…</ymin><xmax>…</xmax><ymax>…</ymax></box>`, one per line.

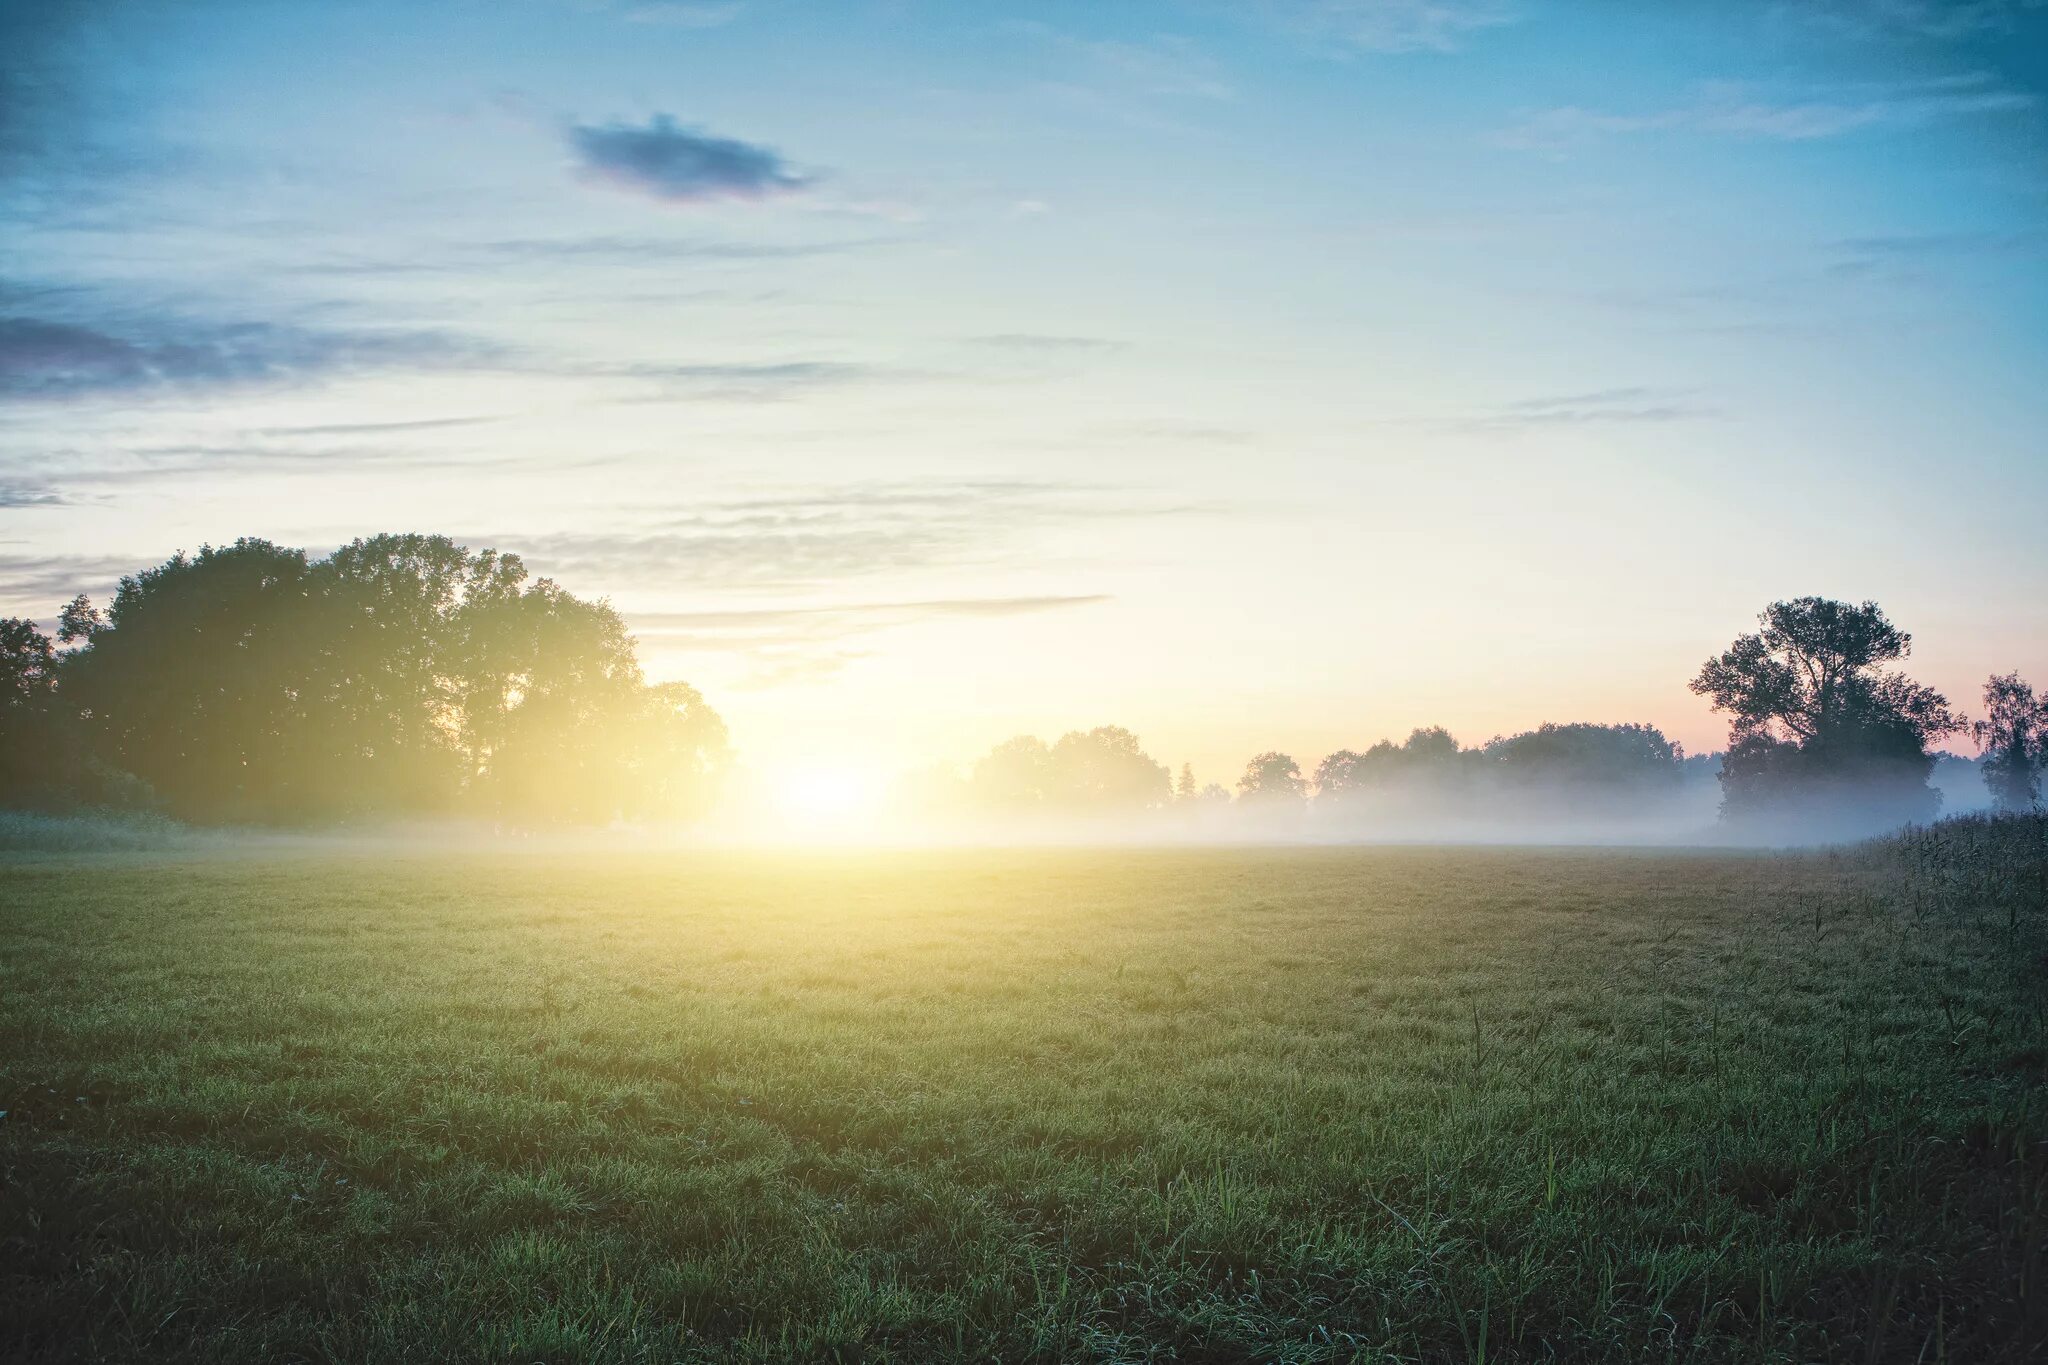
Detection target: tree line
<box><xmin>0</xmin><ymin>535</ymin><xmax>728</xmax><ymax>824</ymax></box>
<box><xmin>4</xmin><ymin>558</ymin><xmax>2043</xmax><ymax>834</ymax></box>
<box><xmin>919</xmin><ymin>598</ymin><xmax>2046</xmax><ymax>833</ymax></box>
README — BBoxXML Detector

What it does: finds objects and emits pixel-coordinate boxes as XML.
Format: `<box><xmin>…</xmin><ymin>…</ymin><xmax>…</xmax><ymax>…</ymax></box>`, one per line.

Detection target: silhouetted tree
<box><xmin>1691</xmin><ymin>598</ymin><xmax>1961</xmax><ymax>829</ymax></box>
<box><xmin>1176</xmin><ymin>762</ymin><xmax>1198</xmax><ymax>803</ymax></box>
<box><xmin>969</xmin><ymin>736</ymin><xmax>1052</xmax><ymax>812</ymax></box>
<box><xmin>1974</xmin><ymin>673</ymin><xmax>2047</xmax><ymax>811</ymax></box>
<box><xmin>1237</xmin><ymin>751</ymin><xmax>1305</xmax><ymax>803</ymax></box>
<box><xmin>38</xmin><ymin>535</ymin><xmax>727</xmax><ymax>825</ymax></box>
<box><xmin>0</xmin><ymin>617</ymin><xmax>62</xmax><ymax>807</ymax></box>
<box><xmin>1481</xmin><ymin>722</ymin><xmax>1683</xmax><ymax>794</ymax></box>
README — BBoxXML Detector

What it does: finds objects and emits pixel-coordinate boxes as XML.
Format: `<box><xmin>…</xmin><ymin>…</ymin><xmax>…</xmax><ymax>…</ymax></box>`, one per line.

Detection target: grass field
<box><xmin>3</xmin><ymin>832</ymin><xmax>2045</xmax><ymax>1362</ymax></box>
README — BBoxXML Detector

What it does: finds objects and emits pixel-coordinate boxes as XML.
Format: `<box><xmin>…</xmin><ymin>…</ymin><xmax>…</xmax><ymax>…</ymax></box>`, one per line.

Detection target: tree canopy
<box><xmin>1691</xmin><ymin>597</ymin><xmax>1961</xmax><ymax>827</ymax></box>
<box><xmin>1</xmin><ymin>535</ymin><xmax>727</xmax><ymax>825</ymax></box>
<box><xmin>1975</xmin><ymin>673</ymin><xmax>2047</xmax><ymax>812</ymax></box>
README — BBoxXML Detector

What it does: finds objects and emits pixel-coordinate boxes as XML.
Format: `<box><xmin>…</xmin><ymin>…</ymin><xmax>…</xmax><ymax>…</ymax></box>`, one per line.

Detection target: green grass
<box><xmin>3</xmin><ymin>833</ymin><xmax>2044</xmax><ymax>1362</ymax></box>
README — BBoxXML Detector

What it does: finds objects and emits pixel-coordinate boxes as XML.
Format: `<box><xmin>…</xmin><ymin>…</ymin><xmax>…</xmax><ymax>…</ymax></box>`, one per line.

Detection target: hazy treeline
<box><xmin>0</xmin><ymin>535</ymin><xmax>728</xmax><ymax>825</ymax></box>
<box><xmin>904</xmin><ymin>598</ymin><xmax>2045</xmax><ymax>842</ymax></box>
<box><xmin>900</xmin><ymin>720</ymin><xmax>1722</xmax><ymax>842</ymax></box>
<box><xmin>5</xmin><ymin>554</ymin><xmax>2044</xmax><ymax>842</ymax></box>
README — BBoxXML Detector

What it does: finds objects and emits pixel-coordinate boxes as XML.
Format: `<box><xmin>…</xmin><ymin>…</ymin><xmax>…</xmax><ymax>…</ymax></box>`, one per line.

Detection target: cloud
<box><xmin>619</xmin><ymin>2</ymin><xmax>745</xmax><ymax>26</ymax></box>
<box><xmin>1009</xmin><ymin>24</ymin><xmax>1235</xmax><ymax>99</ymax></box>
<box><xmin>252</xmin><ymin>416</ymin><xmax>498</xmax><ymax>438</ymax></box>
<box><xmin>633</xmin><ymin>594</ymin><xmax>1109</xmax><ymax>637</ymax></box>
<box><xmin>506</xmin><ymin>481</ymin><xmax>1194</xmax><ymax>596</ymax></box>
<box><xmin>632</xmin><ymin>592</ymin><xmax>1111</xmax><ymax>691</ymax></box>
<box><xmin>1499</xmin><ymin>74</ymin><xmax>2037</xmax><ymax>150</ymax></box>
<box><xmin>1821</xmin><ymin>229</ymin><xmax>2047</xmax><ymax>286</ymax></box>
<box><xmin>966</xmin><ymin>334</ymin><xmax>1127</xmax><ymax>354</ymax></box>
<box><xmin>0</xmin><ymin>312</ymin><xmax>497</xmax><ymax>401</ymax></box>
<box><xmin>1265</xmin><ymin>0</ymin><xmax>1518</xmax><ymax>54</ymax></box>
<box><xmin>0</xmin><ymin>550</ymin><xmax>143</xmax><ymax>610</ymax></box>
<box><xmin>1783</xmin><ymin>0</ymin><xmax>2048</xmax><ymax>42</ymax></box>
<box><xmin>0</xmin><ymin>480</ymin><xmax>65</xmax><ymax>507</ymax></box>
<box><xmin>567</xmin><ymin>114</ymin><xmax>811</xmax><ymax>204</ymax></box>
<box><xmin>1454</xmin><ymin>387</ymin><xmax>1709</xmax><ymax>431</ymax></box>
<box><xmin>291</xmin><ymin>234</ymin><xmax>886</xmax><ymax>278</ymax></box>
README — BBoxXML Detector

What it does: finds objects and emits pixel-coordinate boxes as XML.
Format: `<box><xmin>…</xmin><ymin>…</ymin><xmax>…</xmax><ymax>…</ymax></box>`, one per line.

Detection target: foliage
<box><xmin>1691</xmin><ymin>598</ymin><xmax>1962</xmax><ymax>830</ymax></box>
<box><xmin>2</xmin><ymin>837</ymin><xmax>2043</xmax><ymax>1361</ymax></box>
<box><xmin>964</xmin><ymin>727</ymin><xmax>1171</xmax><ymax>815</ymax></box>
<box><xmin>1236</xmin><ymin>750</ymin><xmax>1306</xmax><ymax>803</ymax></box>
<box><xmin>10</xmin><ymin>535</ymin><xmax>727</xmax><ymax>826</ymax></box>
<box><xmin>1974</xmin><ymin>673</ymin><xmax>2047</xmax><ymax>811</ymax></box>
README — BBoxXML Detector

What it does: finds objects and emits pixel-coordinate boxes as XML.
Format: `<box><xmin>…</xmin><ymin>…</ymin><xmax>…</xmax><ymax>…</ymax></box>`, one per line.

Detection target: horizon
<box><xmin>4</xmin><ymin>0</ymin><xmax>2046</xmax><ymax>797</ymax></box>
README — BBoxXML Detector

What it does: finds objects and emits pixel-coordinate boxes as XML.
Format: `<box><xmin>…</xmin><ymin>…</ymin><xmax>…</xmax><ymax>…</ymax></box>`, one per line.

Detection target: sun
<box><xmin>771</xmin><ymin>760</ymin><xmax>885</xmax><ymax>829</ymax></box>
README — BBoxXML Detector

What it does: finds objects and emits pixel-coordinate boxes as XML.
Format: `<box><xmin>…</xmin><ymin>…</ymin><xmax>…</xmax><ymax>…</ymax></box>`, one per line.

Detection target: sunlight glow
<box><xmin>771</xmin><ymin>761</ymin><xmax>885</xmax><ymax>829</ymax></box>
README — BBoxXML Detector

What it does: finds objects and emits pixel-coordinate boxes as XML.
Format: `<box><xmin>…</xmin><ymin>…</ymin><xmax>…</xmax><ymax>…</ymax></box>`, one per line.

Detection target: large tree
<box><xmin>1237</xmin><ymin>751</ymin><xmax>1306</xmax><ymax>804</ymax></box>
<box><xmin>41</xmin><ymin>535</ymin><xmax>727</xmax><ymax>825</ymax></box>
<box><xmin>0</xmin><ymin>617</ymin><xmax>62</xmax><ymax>807</ymax></box>
<box><xmin>1974</xmin><ymin>673</ymin><xmax>2047</xmax><ymax>812</ymax></box>
<box><xmin>1690</xmin><ymin>598</ymin><xmax>1961</xmax><ymax>829</ymax></box>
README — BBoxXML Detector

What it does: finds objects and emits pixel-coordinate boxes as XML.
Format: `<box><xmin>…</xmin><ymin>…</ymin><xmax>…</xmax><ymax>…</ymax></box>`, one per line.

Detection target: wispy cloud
<box><xmin>252</xmin><ymin>416</ymin><xmax>498</xmax><ymax>438</ymax></box>
<box><xmin>1264</xmin><ymin>0</ymin><xmax>1518</xmax><ymax>55</ymax></box>
<box><xmin>292</xmin><ymin>234</ymin><xmax>889</xmax><ymax>278</ymax></box>
<box><xmin>618</xmin><ymin>2</ymin><xmax>746</xmax><ymax>27</ymax></box>
<box><xmin>568</xmin><ymin>114</ymin><xmax>811</xmax><ymax>204</ymax></box>
<box><xmin>0</xmin><ymin>311</ymin><xmax>496</xmax><ymax>401</ymax></box>
<box><xmin>0</xmin><ymin>480</ymin><xmax>66</xmax><ymax>508</ymax></box>
<box><xmin>631</xmin><ymin>592</ymin><xmax>1110</xmax><ymax>689</ymax></box>
<box><xmin>0</xmin><ymin>551</ymin><xmax>146</xmax><ymax>611</ymax></box>
<box><xmin>1010</xmin><ymin>24</ymin><xmax>1235</xmax><ymax>100</ymax></box>
<box><xmin>1783</xmin><ymin>0</ymin><xmax>2047</xmax><ymax>42</ymax></box>
<box><xmin>633</xmin><ymin>594</ymin><xmax>1110</xmax><ymax>637</ymax></box>
<box><xmin>966</xmin><ymin>334</ymin><xmax>1127</xmax><ymax>354</ymax></box>
<box><xmin>509</xmin><ymin>481</ymin><xmax>1195</xmax><ymax>595</ymax></box>
<box><xmin>1453</xmin><ymin>387</ymin><xmax>1709</xmax><ymax>431</ymax></box>
<box><xmin>1826</xmin><ymin>228</ymin><xmax>2048</xmax><ymax>278</ymax></box>
<box><xmin>1500</xmin><ymin>74</ymin><xmax>2036</xmax><ymax>150</ymax></box>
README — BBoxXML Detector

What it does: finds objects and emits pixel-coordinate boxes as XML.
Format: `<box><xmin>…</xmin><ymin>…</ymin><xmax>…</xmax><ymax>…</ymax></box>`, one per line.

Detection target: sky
<box><xmin>2</xmin><ymin>0</ymin><xmax>2045</xmax><ymax>792</ymax></box>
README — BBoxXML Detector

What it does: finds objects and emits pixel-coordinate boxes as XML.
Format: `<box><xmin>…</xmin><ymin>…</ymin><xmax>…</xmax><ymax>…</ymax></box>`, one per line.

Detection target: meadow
<box><xmin>2</xmin><ymin>830</ymin><xmax>2044</xmax><ymax>1363</ymax></box>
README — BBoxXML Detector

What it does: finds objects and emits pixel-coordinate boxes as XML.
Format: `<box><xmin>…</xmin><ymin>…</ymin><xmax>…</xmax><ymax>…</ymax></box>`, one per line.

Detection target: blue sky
<box><xmin>2</xmin><ymin>0</ymin><xmax>2044</xmax><ymax>784</ymax></box>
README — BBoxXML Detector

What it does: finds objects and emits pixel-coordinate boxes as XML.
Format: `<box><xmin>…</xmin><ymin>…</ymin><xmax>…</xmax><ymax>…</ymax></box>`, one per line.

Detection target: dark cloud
<box><xmin>0</xmin><ymin>312</ymin><xmax>497</xmax><ymax>400</ymax></box>
<box><xmin>0</xmin><ymin>480</ymin><xmax>66</xmax><ymax>507</ymax></box>
<box><xmin>0</xmin><ymin>550</ymin><xmax>142</xmax><ymax>609</ymax></box>
<box><xmin>568</xmin><ymin>115</ymin><xmax>811</xmax><ymax>204</ymax></box>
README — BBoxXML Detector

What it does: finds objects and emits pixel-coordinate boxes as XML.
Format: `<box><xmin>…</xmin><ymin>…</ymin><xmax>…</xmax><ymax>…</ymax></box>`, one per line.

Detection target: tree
<box><xmin>35</xmin><ymin>535</ymin><xmax>728</xmax><ymax>826</ymax></box>
<box><xmin>1175</xmin><ymin>762</ymin><xmax>1198</xmax><ymax>803</ymax></box>
<box><xmin>1315</xmin><ymin>728</ymin><xmax>1467</xmax><ymax>801</ymax></box>
<box><xmin>964</xmin><ymin>727</ymin><xmax>1170</xmax><ymax>815</ymax></box>
<box><xmin>1047</xmin><ymin>726</ymin><xmax>1170</xmax><ymax>811</ymax></box>
<box><xmin>0</xmin><ymin>618</ymin><xmax>61</xmax><ymax>807</ymax></box>
<box><xmin>1237</xmin><ymin>751</ymin><xmax>1305</xmax><ymax>803</ymax></box>
<box><xmin>1481</xmin><ymin>722</ymin><xmax>1683</xmax><ymax>793</ymax></box>
<box><xmin>968</xmin><ymin>736</ymin><xmax>1052</xmax><ymax>811</ymax></box>
<box><xmin>1690</xmin><ymin>598</ymin><xmax>1962</xmax><ymax>829</ymax></box>
<box><xmin>61</xmin><ymin>540</ymin><xmax>323</xmax><ymax>821</ymax></box>
<box><xmin>1974</xmin><ymin>673</ymin><xmax>2047</xmax><ymax>811</ymax></box>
